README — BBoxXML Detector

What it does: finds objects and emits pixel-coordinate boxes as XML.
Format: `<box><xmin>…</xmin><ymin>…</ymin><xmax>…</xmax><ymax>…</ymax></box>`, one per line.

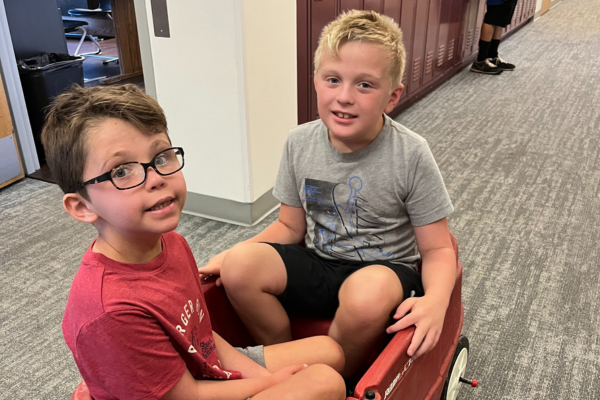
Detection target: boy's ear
<box><xmin>384</xmin><ymin>84</ymin><xmax>404</xmax><ymax>114</ymax></box>
<box><xmin>63</xmin><ymin>193</ymin><xmax>99</xmax><ymax>224</ymax></box>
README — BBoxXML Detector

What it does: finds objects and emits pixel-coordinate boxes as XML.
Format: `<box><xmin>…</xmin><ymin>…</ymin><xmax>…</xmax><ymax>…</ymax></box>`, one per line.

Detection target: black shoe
<box><xmin>490</xmin><ymin>56</ymin><xmax>515</xmax><ymax>71</ymax></box>
<box><xmin>470</xmin><ymin>59</ymin><xmax>503</xmax><ymax>75</ymax></box>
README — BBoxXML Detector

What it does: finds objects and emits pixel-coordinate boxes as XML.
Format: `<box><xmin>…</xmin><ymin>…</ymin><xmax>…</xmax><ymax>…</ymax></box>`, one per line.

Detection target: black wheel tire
<box><xmin>440</xmin><ymin>335</ymin><xmax>470</xmax><ymax>400</ymax></box>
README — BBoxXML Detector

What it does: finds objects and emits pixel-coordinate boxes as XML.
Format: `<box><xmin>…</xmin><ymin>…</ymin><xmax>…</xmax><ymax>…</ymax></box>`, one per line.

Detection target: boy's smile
<box><xmin>314</xmin><ymin>41</ymin><xmax>403</xmax><ymax>153</ymax></box>
<box><xmin>75</xmin><ymin>118</ymin><xmax>187</xmax><ymax>261</ymax></box>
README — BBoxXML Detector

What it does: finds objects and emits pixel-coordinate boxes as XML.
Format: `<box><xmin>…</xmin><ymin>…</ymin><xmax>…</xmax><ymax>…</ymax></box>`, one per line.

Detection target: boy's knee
<box><xmin>303</xmin><ymin>364</ymin><xmax>346</xmax><ymax>399</ymax></box>
<box><xmin>221</xmin><ymin>243</ymin><xmax>285</xmax><ymax>293</ymax></box>
<box><xmin>220</xmin><ymin>244</ymin><xmax>259</xmax><ymax>289</ymax></box>
<box><xmin>340</xmin><ymin>269</ymin><xmax>402</xmax><ymax>322</ymax></box>
<box><xmin>312</xmin><ymin>336</ymin><xmax>345</xmax><ymax>373</ymax></box>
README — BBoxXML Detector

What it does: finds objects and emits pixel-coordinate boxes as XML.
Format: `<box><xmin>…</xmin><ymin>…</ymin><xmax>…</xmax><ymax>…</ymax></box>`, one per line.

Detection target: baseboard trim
<box><xmin>183</xmin><ymin>189</ymin><xmax>280</xmax><ymax>226</ymax></box>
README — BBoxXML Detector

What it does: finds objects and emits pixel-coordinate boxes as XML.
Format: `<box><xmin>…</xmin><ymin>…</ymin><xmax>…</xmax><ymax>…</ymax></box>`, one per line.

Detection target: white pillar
<box><xmin>134</xmin><ymin>0</ymin><xmax>296</xmax><ymax>225</ymax></box>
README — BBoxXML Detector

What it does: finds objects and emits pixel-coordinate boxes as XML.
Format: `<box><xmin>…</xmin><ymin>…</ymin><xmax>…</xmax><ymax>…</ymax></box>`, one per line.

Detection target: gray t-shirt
<box><xmin>273</xmin><ymin>114</ymin><xmax>453</xmax><ymax>270</ymax></box>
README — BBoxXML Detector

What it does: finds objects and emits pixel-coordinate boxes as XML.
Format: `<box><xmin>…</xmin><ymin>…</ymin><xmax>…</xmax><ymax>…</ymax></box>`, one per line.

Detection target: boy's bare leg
<box><xmin>481</xmin><ymin>22</ymin><xmax>494</xmax><ymax>42</ymax></box>
<box><xmin>493</xmin><ymin>25</ymin><xmax>503</xmax><ymax>40</ymax></box>
<box><xmin>221</xmin><ymin>243</ymin><xmax>292</xmax><ymax>344</ymax></box>
<box><xmin>328</xmin><ymin>265</ymin><xmax>403</xmax><ymax>377</ymax></box>
<box><xmin>264</xmin><ymin>336</ymin><xmax>345</xmax><ymax>374</ymax></box>
<box><xmin>252</xmin><ymin>364</ymin><xmax>346</xmax><ymax>400</ymax></box>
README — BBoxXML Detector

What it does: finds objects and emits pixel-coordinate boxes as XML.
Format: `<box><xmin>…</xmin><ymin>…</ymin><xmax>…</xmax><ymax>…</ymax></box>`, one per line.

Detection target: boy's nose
<box><xmin>336</xmin><ymin>85</ymin><xmax>354</xmax><ymax>105</ymax></box>
<box><xmin>145</xmin><ymin>166</ymin><xmax>166</xmax><ymax>189</ymax></box>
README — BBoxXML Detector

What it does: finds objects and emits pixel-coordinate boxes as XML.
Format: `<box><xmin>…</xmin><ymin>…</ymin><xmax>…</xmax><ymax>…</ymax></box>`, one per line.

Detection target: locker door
<box><xmin>423</xmin><ymin>0</ymin><xmax>441</xmax><ymax>86</ymax></box>
<box><xmin>382</xmin><ymin>0</ymin><xmax>403</xmax><ymax>96</ymax></box>
<box><xmin>408</xmin><ymin>0</ymin><xmax>431</xmax><ymax>95</ymax></box>
<box><xmin>434</xmin><ymin>0</ymin><xmax>452</xmax><ymax>77</ymax></box>
<box><xmin>364</xmin><ymin>0</ymin><xmax>383</xmax><ymax>13</ymax></box>
<box><xmin>447</xmin><ymin>0</ymin><xmax>465</xmax><ymax>68</ymax></box>
<box><xmin>399</xmin><ymin>0</ymin><xmax>417</xmax><ymax>100</ymax></box>
<box><xmin>471</xmin><ymin>0</ymin><xmax>486</xmax><ymax>57</ymax></box>
<box><xmin>340</xmin><ymin>0</ymin><xmax>361</xmax><ymax>12</ymax></box>
<box><xmin>513</xmin><ymin>0</ymin><xmax>522</xmax><ymax>26</ymax></box>
<box><xmin>297</xmin><ymin>0</ymin><xmax>310</xmax><ymax>124</ymax></box>
<box><xmin>457</xmin><ymin>0</ymin><xmax>471</xmax><ymax>59</ymax></box>
<box><xmin>383</xmin><ymin>0</ymin><xmax>402</xmax><ymax>23</ymax></box>
<box><xmin>462</xmin><ymin>0</ymin><xmax>480</xmax><ymax>58</ymax></box>
<box><xmin>309</xmin><ymin>0</ymin><xmax>338</xmax><ymax>122</ymax></box>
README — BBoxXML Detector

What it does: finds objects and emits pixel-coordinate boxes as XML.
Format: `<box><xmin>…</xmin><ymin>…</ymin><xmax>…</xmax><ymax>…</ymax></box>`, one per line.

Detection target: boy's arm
<box><xmin>245</xmin><ymin>203</ymin><xmax>307</xmax><ymax>245</ymax></box>
<box><xmin>212</xmin><ymin>331</ymin><xmax>270</xmax><ymax>378</ymax></box>
<box><xmin>162</xmin><ymin>364</ymin><xmax>305</xmax><ymax>400</ymax></box>
<box><xmin>198</xmin><ymin>203</ymin><xmax>306</xmax><ymax>280</ymax></box>
<box><xmin>386</xmin><ymin>217</ymin><xmax>456</xmax><ymax>359</ymax></box>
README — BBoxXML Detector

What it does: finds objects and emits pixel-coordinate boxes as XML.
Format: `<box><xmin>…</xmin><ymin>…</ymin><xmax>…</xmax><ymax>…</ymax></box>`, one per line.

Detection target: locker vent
<box><xmin>466</xmin><ymin>30</ymin><xmax>473</xmax><ymax>51</ymax></box>
<box><xmin>412</xmin><ymin>57</ymin><xmax>421</xmax><ymax>82</ymax></box>
<box><xmin>448</xmin><ymin>39</ymin><xmax>455</xmax><ymax>60</ymax></box>
<box><xmin>425</xmin><ymin>51</ymin><xmax>434</xmax><ymax>75</ymax></box>
<box><xmin>437</xmin><ymin>45</ymin><xmax>445</xmax><ymax>67</ymax></box>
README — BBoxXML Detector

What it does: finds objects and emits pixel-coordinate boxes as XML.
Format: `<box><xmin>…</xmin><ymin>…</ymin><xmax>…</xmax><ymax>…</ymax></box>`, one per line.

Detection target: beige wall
<box><xmin>241</xmin><ymin>1</ymin><xmax>298</xmax><ymax>201</ymax></box>
<box><xmin>135</xmin><ymin>0</ymin><xmax>297</xmax><ymax>217</ymax></box>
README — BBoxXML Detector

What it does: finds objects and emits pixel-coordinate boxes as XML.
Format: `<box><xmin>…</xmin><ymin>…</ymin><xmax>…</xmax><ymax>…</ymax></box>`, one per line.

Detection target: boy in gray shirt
<box><xmin>199</xmin><ymin>10</ymin><xmax>457</xmax><ymax>378</ymax></box>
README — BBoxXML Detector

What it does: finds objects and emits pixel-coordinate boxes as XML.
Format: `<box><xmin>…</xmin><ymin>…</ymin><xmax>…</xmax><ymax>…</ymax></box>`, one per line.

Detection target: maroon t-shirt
<box><xmin>62</xmin><ymin>231</ymin><xmax>241</xmax><ymax>400</ymax></box>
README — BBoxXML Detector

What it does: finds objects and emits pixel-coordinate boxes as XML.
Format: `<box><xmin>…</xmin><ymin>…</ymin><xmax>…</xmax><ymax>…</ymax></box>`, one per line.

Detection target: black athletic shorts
<box><xmin>484</xmin><ymin>0</ymin><xmax>519</xmax><ymax>28</ymax></box>
<box><xmin>266</xmin><ymin>243</ymin><xmax>425</xmax><ymax>319</ymax></box>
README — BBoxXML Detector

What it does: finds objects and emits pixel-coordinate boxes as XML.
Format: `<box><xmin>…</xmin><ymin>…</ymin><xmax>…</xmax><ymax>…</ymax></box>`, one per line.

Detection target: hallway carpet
<box><xmin>1</xmin><ymin>0</ymin><xmax>598</xmax><ymax>398</ymax></box>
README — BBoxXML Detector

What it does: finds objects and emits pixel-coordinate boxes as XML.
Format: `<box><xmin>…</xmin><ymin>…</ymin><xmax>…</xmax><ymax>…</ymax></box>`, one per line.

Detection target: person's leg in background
<box><xmin>478</xmin><ymin>23</ymin><xmax>495</xmax><ymax>62</ymax></box>
<box><xmin>488</xmin><ymin>24</ymin><xmax>517</xmax><ymax>70</ymax></box>
<box><xmin>471</xmin><ymin>20</ymin><xmax>503</xmax><ymax>74</ymax></box>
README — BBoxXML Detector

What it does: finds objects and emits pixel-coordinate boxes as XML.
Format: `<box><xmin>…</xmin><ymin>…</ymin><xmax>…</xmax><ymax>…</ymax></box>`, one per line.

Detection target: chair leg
<box><xmin>74</xmin><ymin>27</ymin><xmax>87</xmax><ymax>56</ymax></box>
<box><xmin>74</xmin><ymin>27</ymin><xmax>119</xmax><ymax>64</ymax></box>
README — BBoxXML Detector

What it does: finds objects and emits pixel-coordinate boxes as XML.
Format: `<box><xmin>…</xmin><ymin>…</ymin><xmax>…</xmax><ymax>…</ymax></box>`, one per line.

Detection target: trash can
<box><xmin>18</xmin><ymin>53</ymin><xmax>84</xmax><ymax>163</ymax></box>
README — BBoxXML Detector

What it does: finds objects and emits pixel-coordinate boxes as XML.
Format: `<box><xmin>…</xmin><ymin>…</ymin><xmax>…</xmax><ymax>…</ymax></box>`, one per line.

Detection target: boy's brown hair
<box><xmin>314</xmin><ymin>10</ymin><xmax>406</xmax><ymax>88</ymax></box>
<box><xmin>41</xmin><ymin>84</ymin><xmax>168</xmax><ymax>198</ymax></box>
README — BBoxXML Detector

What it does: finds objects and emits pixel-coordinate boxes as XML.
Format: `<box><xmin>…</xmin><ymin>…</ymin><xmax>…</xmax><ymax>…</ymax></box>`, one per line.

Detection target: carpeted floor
<box><xmin>1</xmin><ymin>0</ymin><xmax>599</xmax><ymax>398</ymax></box>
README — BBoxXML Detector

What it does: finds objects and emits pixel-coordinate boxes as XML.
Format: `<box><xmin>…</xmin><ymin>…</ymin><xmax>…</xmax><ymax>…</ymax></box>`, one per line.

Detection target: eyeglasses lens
<box><xmin>110</xmin><ymin>148</ymin><xmax>184</xmax><ymax>190</ymax></box>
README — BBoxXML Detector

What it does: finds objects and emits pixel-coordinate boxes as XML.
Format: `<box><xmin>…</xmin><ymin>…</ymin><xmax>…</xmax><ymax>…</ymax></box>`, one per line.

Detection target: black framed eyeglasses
<box><xmin>69</xmin><ymin>147</ymin><xmax>185</xmax><ymax>192</ymax></box>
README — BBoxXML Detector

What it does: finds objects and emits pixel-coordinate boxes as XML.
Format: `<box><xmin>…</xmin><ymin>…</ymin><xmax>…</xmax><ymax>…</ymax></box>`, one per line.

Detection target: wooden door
<box><xmin>0</xmin><ymin>77</ymin><xmax>25</xmax><ymax>189</ymax></box>
<box><xmin>541</xmin><ymin>0</ymin><xmax>551</xmax><ymax>15</ymax></box>
<box><xmin>105</xmin><ymin>0</ymin><xmax>143</xmax><ymax>82</ymax></box>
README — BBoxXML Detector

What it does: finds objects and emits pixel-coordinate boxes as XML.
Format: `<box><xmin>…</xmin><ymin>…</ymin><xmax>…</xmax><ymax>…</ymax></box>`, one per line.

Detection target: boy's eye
<box><xmin>155</xmin><ymin>153</ymin><xmax>169</xmax><ymax>167</ymax></box>
<box><xmin>358</xmin><ymin>82</ymin><xmax>373</xmax><ymax>89</ymax></box>
<box><xmin>327</xmin><ymin>77</ymin><xmax>340</xmax><ymax>84</ymax></box>
<box><xmin>112</xmin><ymin>165</ymin><xmax>134</xmax><ymax>180</ymax></box>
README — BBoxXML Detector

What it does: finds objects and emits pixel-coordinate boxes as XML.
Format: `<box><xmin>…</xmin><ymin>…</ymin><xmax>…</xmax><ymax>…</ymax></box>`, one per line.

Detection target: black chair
<box><xmin>63</xmin><ymin>0</ymin><xmax>117</xmax><ymax>64</ymax></box>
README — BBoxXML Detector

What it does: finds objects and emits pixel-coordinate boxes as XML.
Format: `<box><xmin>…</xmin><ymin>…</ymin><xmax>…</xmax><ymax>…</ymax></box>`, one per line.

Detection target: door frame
<box><xmin>0</xmin><ymin>0</ymin><xmax>39</xmax><ymax>174</ymax></box>
<box><xmin>541</xmin><ymin>0</ymin><xmax>551</xmax><ymax>14</ymax></box>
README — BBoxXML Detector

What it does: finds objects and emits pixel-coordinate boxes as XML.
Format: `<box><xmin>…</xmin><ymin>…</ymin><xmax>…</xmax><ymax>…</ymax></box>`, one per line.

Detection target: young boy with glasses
<box><xmin>42</xmin><ymin>84</ymin><xmax>345</xmax><ymax>400</ymax></box>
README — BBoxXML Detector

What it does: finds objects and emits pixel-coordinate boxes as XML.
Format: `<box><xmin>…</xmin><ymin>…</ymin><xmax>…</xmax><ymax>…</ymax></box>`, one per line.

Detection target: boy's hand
<box><xmin>267</xmin><ymin>364</ymin><xmax>307</xmax><ymax>386</ymax></box>
<box><xmin>198</xmin><ymin>250</ymin><xmax>229</xmax><ymax>286</ymax></box>
<box><xmin>386</xmin><ymin>294</ymin><xmax>448</xmax><ymax>360</ymax></box>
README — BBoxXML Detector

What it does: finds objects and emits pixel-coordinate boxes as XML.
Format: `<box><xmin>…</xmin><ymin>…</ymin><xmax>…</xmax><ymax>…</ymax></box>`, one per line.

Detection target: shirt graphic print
<box><xmin>304</xmin><ymin>176</ymin><xmax>394</xmax><ymax>261</ymax></box>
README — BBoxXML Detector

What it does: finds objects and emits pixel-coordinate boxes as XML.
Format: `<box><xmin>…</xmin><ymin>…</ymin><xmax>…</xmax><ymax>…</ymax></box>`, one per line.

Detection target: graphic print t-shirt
<box><xmin>273</xmin><ymin>115</ymin><xmax>453</xmax><ymax>270</ymax></box>
<box><xmin>62</xmin><ymin>231</ymin><xmax>241</xmax><ymax>400</ymax></box>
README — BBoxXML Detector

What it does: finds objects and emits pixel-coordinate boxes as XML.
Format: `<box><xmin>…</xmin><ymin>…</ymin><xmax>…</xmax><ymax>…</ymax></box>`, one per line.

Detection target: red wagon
<box><xmin>73</xmin><ymin>233</ymin><xmax>475</xmax><ymax>400</ymax></box>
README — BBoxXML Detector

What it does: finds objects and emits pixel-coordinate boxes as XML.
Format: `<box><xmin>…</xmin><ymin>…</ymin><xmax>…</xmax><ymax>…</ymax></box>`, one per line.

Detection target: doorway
<box><xmin>59</xmin><ymin>0</ymin><xmax>144</xmax><ymax>88</ymax></box>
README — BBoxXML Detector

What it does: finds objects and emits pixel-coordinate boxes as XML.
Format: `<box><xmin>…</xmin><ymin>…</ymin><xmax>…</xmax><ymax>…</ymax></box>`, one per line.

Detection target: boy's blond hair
<box><xmin>41</xmin><ymin>84</ymin><xmax>168</xmax><ymax>198</ymax></box>
<box><xmin>314</xmin><ymin>10</ymin><xmax>406</xmax><ymax>89</ymax></box>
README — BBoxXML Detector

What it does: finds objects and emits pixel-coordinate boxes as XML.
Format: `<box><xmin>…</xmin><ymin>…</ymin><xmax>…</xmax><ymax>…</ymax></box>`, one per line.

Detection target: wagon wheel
<box><xmin>440</xmin><ymin>335</ymin><xmax>469</xmax><ymax>400</ymax></box>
